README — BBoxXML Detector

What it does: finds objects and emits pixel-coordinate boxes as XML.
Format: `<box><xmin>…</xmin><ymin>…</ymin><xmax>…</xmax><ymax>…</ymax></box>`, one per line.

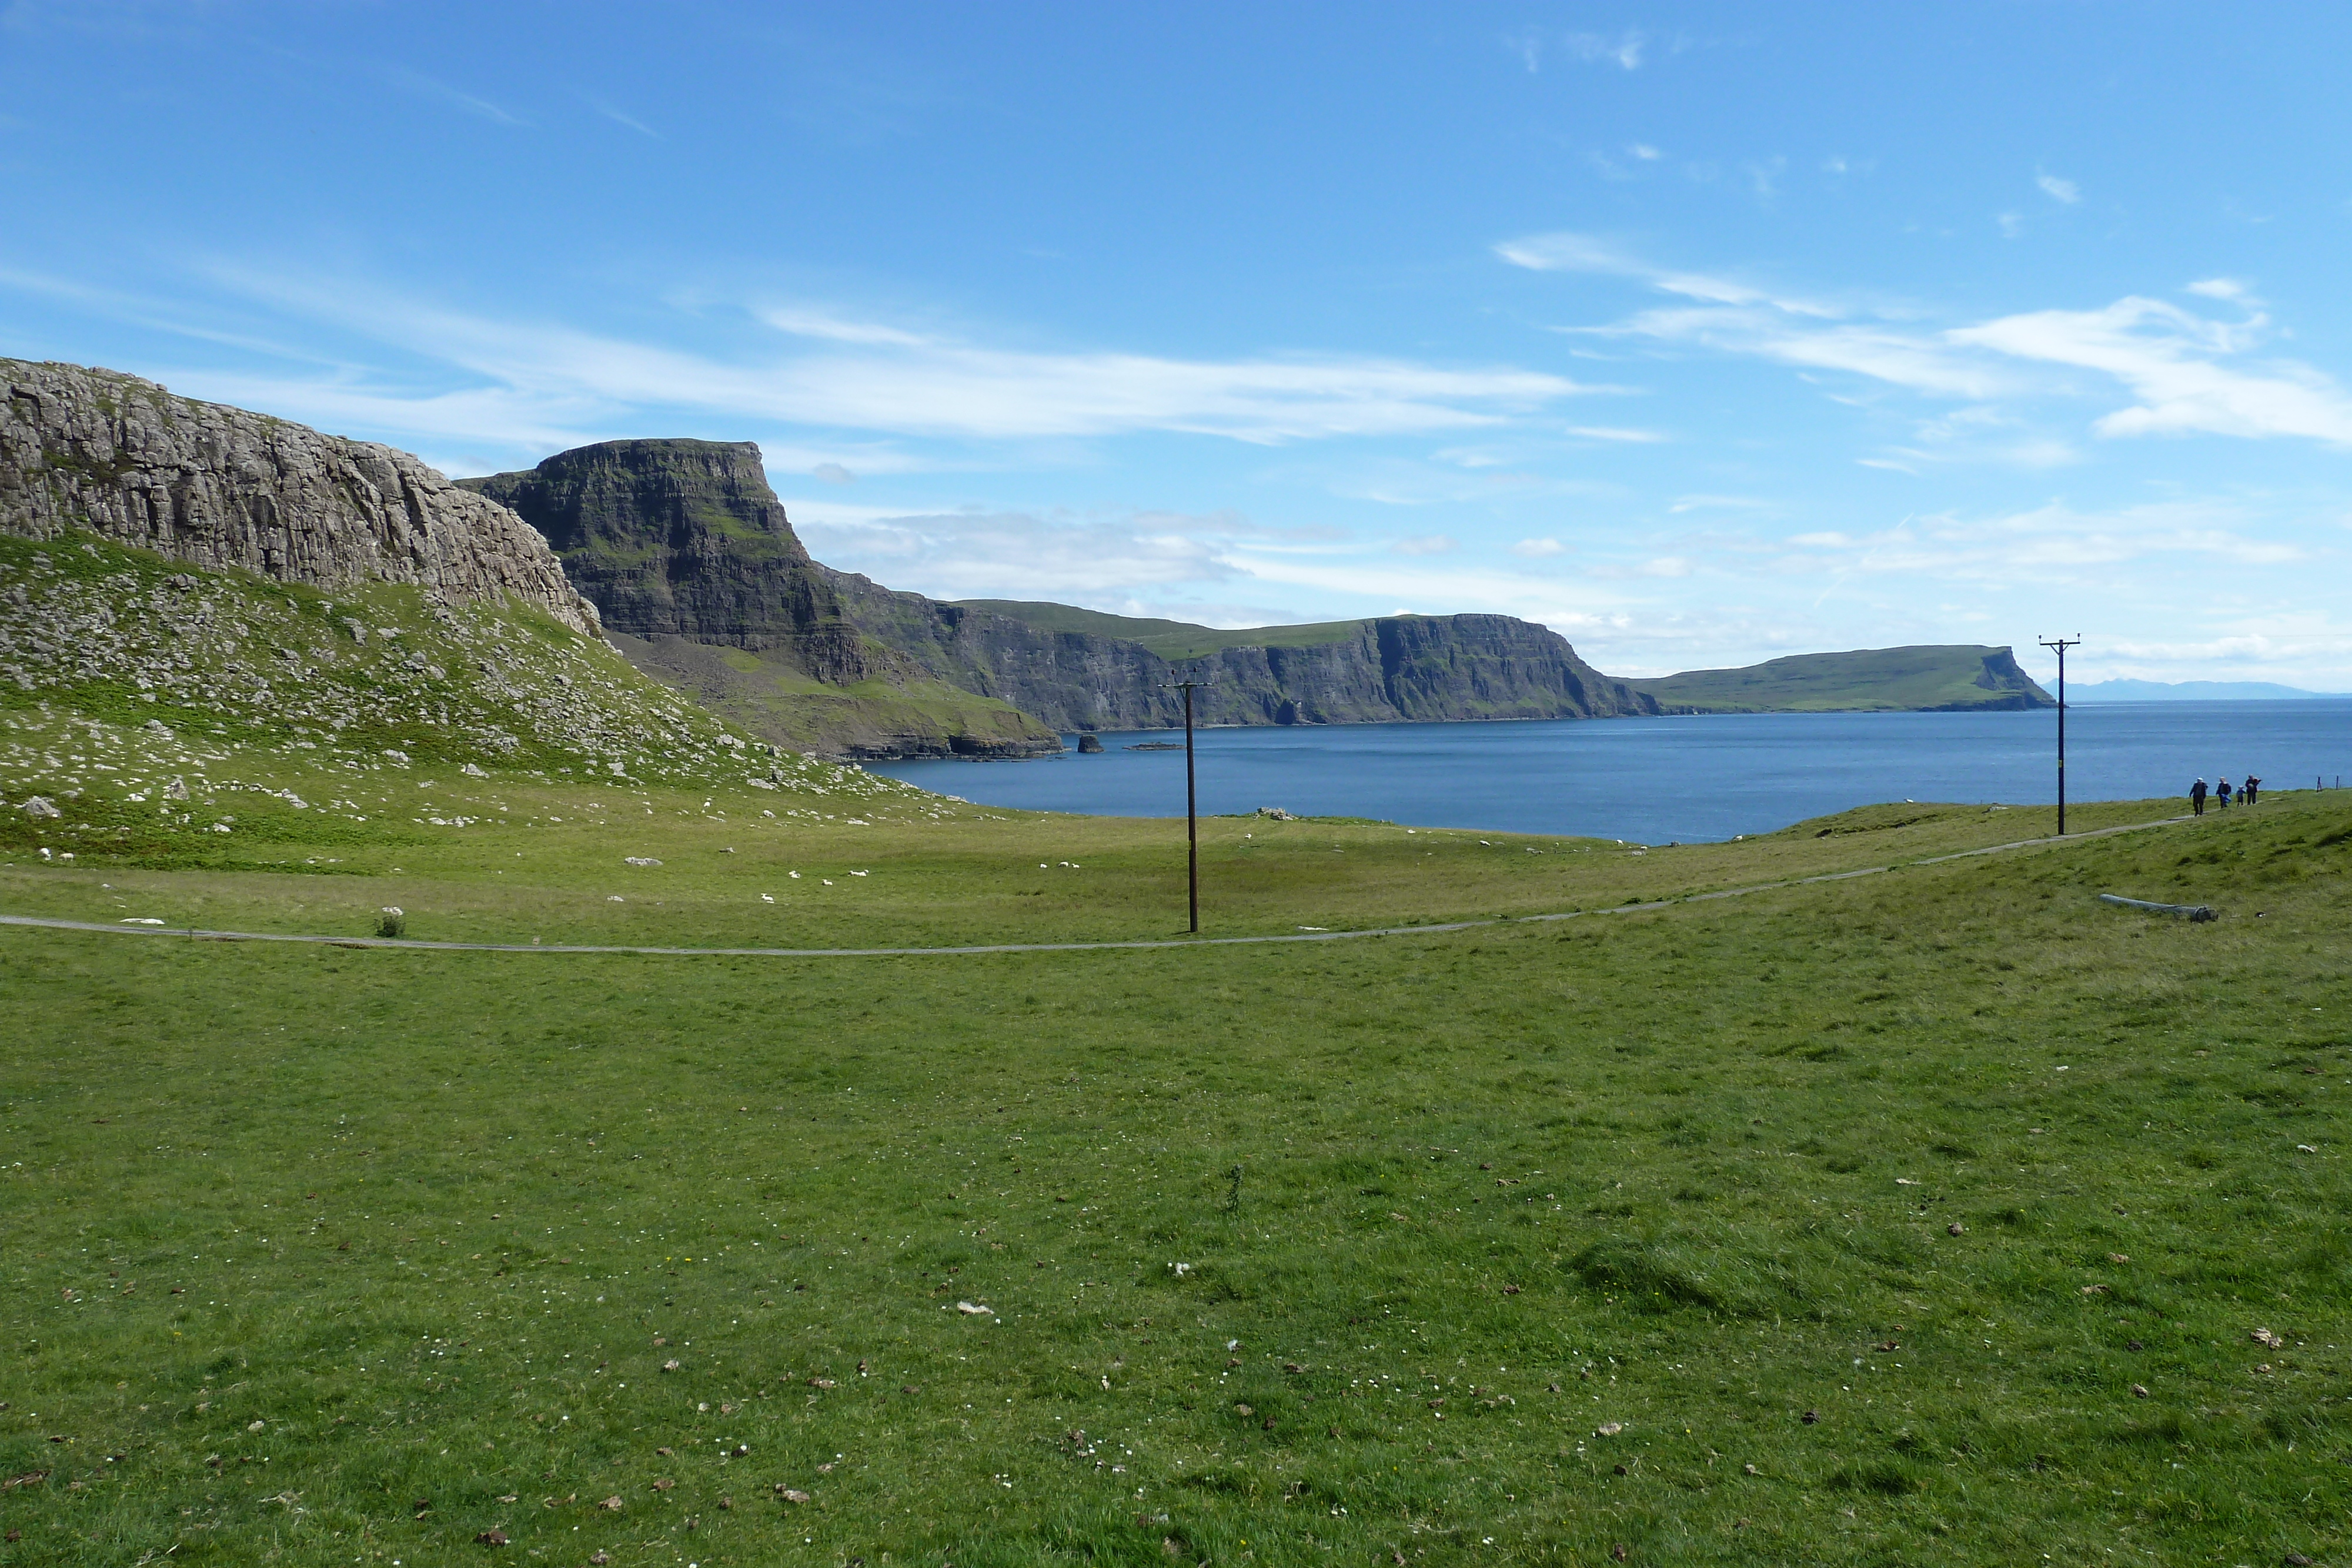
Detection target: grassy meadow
<box><xmin>2</xmin><ymin>770</ymin><xmax>2349</xmax><ymax>1566</ymax></box>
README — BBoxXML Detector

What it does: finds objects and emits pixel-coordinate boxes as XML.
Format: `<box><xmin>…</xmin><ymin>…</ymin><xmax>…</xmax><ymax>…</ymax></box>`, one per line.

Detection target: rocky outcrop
<box><xmin>457</xmin><ymin>439</ymin><xmax>878</xmax><ymax>681</ymax></box>
<box><xmin>817</xmin><ymin>566</ymin><xmax>1660</xmax><ymax>730</ymax></box>
<box><xmin>1</xmin><ymin>359</ymin><xmax>599</xmax><ymax>634</ymax></box>
<box><xmin>460</xmin><ymin>442</ymin><xmax>1061</xmax><ymax>758</ymax></box>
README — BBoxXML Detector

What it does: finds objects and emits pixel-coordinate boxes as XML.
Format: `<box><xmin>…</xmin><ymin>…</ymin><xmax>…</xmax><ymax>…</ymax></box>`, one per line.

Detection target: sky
<box><xmin>4</xmin><ymin>2</ymin><xmax>2351</xmax><ymax>686</ymax></box>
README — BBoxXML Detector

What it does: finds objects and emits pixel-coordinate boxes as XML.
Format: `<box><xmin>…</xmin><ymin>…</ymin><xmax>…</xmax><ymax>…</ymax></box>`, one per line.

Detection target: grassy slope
<box><xmin>1</xmin><ymin>739</ymin><xmax>2347</xmax><ymax>1566</ymax></box>
<box><xmin>0</xmin><ymin>531</ymin><xmax>936</xmax><ymax>839</ymax></box>
<box><xmin>953</xmin><ymin>601</ymin><xmax>1372</xmax><ymax>661</ymax></box>
<box><xmin>608</xmin><ymin>634</ymin><xmax>1057</xmax><ymax>760</ymax></box>
<box><xmin>1626</xmin><ymin>647</ymin><xmax>2044</xmax><ymax>714</ymax></box>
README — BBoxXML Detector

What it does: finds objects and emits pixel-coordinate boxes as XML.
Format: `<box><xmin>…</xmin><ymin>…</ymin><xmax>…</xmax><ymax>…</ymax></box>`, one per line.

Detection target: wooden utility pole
<box><xmin>1160</xmin><ymin>676</ymin><xmax>1211</xmax><ymax>931</ymax></box>
<box><xmin>2040</xmin><ymin>636</ymin><xmax>2081</xmax><ymax>835</ymax></box>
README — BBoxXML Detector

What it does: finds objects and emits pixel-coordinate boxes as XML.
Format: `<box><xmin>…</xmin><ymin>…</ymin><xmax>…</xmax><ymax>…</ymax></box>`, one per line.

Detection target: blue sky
<box><xmin>5</xmin><ymin>2</ymin><xmax>2350</xmax><ymax>685</ymax></box>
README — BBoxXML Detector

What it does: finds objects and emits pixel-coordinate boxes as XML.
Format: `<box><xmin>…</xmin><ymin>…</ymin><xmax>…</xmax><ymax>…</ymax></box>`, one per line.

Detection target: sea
<box><xmin>866</xmin><ymin>700</ymin><xmax>2352</xmax><ymax>844</ymax></box>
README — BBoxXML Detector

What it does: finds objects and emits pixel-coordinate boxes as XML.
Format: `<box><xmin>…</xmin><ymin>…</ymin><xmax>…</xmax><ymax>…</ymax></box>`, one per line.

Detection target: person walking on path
<box><xmin>2247</xmin><ymin>775</ymin><xmax>2261</xmax><ymax>804</ymax></box>
<box><xmin>2191</xmin><ymin>777</ymin><xmax>2208</xmax><ymax>815</ymax></box>
<box><xmin>2216</xmin><ymin>777</ymin><xmax>2232</xmax><ymax>810</ymax></box>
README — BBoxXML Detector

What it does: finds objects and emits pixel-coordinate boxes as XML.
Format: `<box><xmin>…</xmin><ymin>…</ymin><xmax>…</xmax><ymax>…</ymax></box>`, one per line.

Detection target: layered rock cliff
<box><xmin>820</xmin><ymin>567</ymin><xmax>1661</xmax><ymax>730</ymax></box>
<box><xmin>1</xmin><ymin>359</ymin><xmax>599</xmax><ymax>634</ymax></box>
<box><xmin>457</xmin><ymin>439</ymin><xmax>876</xmax><ymax>681</ymax></box>
<box><xmin>459</xmin><ymin>442</ymin><xmax>1061</xmax><ymax>759</ymax></box>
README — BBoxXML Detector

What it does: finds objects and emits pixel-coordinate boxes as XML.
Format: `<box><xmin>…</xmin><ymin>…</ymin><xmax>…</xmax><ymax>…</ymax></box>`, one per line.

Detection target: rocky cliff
<box><xmin>458</xmin><ymin>437</ymin><xmax>1657</xmax><ymax>746</ymax></box>
<box><xmin>1</xmin><ymin>359</ymin><xmax>599</xmax><ymax>634</ymax></box>
<box><xmin>457</xmin><ymin>439</ymin><xmax>876</xmax><ymax>681</ymax></box>
<box><xmin>820</xmin><ymin>569</ymin><xmax>1661</xmax><ymax>730</ymax></box>
<box><xmin>459</xmin><ymin>442</ymin><xmax>1061</xmax><ymax>759</ymax></box>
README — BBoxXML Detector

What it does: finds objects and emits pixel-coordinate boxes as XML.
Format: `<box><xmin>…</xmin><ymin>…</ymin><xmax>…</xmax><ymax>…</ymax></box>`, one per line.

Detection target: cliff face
<box><xmin>460</xmin><ymin>442</ymin><xmax>1061</xmax><ymax>759</ymax></box>
<box><xmin>1</xmin><ymin>359</ymin><xmax>599</xmax><ymax>634</ymax></box>
<box><xmin>1966</xmin><ymin>647</ymin><xmax>2052</xmax><ymax>708</ymax></box>
<box><xmin>457</xmin><ymin>440</ymin><xmax>878</xmax><ymax>684</ymax></box>
<box><xmin>818</xmin><ymin>567</ymin><xmax>1661</xmax><ymax>730</ymax></box>
<box><xmin>460</xmin><ymin>437</ymin><xmax>1654</xmax><ymax>747</ymax></box>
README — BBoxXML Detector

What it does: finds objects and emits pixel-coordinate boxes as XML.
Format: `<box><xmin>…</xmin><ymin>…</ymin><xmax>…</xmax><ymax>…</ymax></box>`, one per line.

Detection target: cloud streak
<box><xmin>155</xmin><ymin>272</ymin><xmax>1605</xmax><ymax>452</ymax></box>
<box><xmin>1503</xmin><ymin>231</ymin><xmax>2352</xmax><ymax>448</ymax></box>
<box><xmin>787</xmin><ymin>505</ymin><xmax>1291</xmax><ymax>599</ymax></box>
<box><xmin>1952</xmin><ymin>297</ymin><xmax>2352</xmax><ymax>446</ymax></box>
<box><xmin>387</xmin><ymin>69</ymin><xmax>527</xmax><ymax>126</ymax></box>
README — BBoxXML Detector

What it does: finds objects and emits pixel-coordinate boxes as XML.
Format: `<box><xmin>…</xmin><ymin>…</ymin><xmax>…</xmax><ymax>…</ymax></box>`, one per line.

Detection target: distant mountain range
<box><xmin>2066</xmin><ymin>678</ymin><xmax>2345</xmax><ymax>702</ymax></box>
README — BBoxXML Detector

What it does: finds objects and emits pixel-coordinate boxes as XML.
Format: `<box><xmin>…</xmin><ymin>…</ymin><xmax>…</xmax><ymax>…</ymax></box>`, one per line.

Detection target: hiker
<box><xmin>2246</xmin><ymin>775</ymin><xmax>2260</xmax><ymax>804</ymax></box>
<box><xmin>2190</xmin><ymin>778</ymin><xmax>2207</xmax><ymax>815</ymax></box>
<box><xmin>2215</xmin><ymin>777</ymin><xmax>2231</xmax><ymax>810</ymax></box>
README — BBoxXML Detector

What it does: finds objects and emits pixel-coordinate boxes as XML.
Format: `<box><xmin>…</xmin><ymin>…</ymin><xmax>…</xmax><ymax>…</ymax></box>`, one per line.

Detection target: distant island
<box><xmin>1622</xmin><ymin>646</ymin><xmax>2052</xmax><ymax>714</ymax></box>
<box><xmin>2067</xmin><ymin>678</ymin><xmax>2343</xmax><ymax>703</ymax></box>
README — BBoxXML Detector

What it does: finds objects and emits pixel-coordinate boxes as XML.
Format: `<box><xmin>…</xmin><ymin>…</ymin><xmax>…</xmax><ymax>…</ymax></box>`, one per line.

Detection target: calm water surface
<box><xmin>868</xmin><ymin>701</ymin><xmax>2352</xmax><ymax>842</ymax></box>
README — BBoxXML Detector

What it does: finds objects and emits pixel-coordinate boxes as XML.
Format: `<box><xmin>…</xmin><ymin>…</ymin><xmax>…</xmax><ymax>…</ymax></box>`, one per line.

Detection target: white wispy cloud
<box><xmin>1504</xmin><ymin>232</ymin><xmax>2352</xmax><ymax>449</ymax></box>
<box><xmin>1582</xmin><ymin>305</ymin><xmax>2022</xmax><ymax>399</ymax></box>
<box><xmin>592</xmin><ymin>102</ymin><xmax>660</xmax><ymax>138</ymax></box>
<box><xmin>97</xmin><ymin>268</ymin><xmax>1603</xmax><ymax>454</ymax></box>
<box><xmin>790</xmin><ymin>507</ymin><xmax>1252</xmax><ymax>599</ymax></box>
<box><xmin>1389</xmin><ymin>534</ymin><xmax>1459</xmax><ymax>557</ymax></box>
<box><xmin>759</xmin><ymin>307</ymin><xmax>932</xmax><ymax>347</ymax></box>
<box><xmin>1565</xmin><ymin>424</ymin><xmax>1668</xmax><ymax>443</ymax></box>
<box><xmin>1952</xmin><ymin>297</ymin><xmax>2352</xmax><ymax>445</ymax></box>
<box><xmin>387</xmin><ymin>69</ymin><xmax>527</xmax><ymax>127</ymax></box>
<box><xmin>2037</xmin><ymin>173</ymin><xmax>2081</xmax><ymax>204</ymax></box>
<box><xmin>1669</xmin><ymin>494</ymin><xmax>1775</xmax><ymax>514</ymax></box>
<box><xmin>1762</xmin><ymin>500</ymin><xmax>2308</xmax><ymax>581</ymax></box>
<box><xmin>1512</xmin><ymin>537</ymin><xmax>1567</xmax><ymax>557</ymax></box>
<box><xmin>1502</xmin><ymin>28</ymin><xmax>1645</xmax><ymax>72</ymax></box>
<box><xmin>1498</xmin><ymin>232</ymin><xmax>1838</xmax><ymax>316</ymax></box>
<box><xmin>1567</xmin><ymin>30</ymin><xmax>1646</xmax><ymax>68</ymax></box>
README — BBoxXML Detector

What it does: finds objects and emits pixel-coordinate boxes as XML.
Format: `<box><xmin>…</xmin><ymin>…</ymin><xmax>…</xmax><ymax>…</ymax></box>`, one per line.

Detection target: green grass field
<box><xmin>3</xmin><ymin>768</ymin><xmax>2348</xmax><ymax>1566</ymax></box>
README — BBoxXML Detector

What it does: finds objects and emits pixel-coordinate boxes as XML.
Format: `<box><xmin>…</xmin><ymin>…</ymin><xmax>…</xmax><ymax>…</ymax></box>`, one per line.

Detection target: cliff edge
<box><xmin>459</xmin><ymin>442</ymin><xmax>1060</xmax><ymax>759</ymax></box>
<box><xmin>840</xmin><ymin>583</ymin><xmax>1663</xmax><ymax>731</ymax></box>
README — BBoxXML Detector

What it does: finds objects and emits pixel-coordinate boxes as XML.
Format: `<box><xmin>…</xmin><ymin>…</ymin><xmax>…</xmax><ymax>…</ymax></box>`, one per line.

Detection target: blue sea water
<box><xmin>867</xmin><ymin>700</ymin><xmax>2352</xmax><ymax>844</ymax></box>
